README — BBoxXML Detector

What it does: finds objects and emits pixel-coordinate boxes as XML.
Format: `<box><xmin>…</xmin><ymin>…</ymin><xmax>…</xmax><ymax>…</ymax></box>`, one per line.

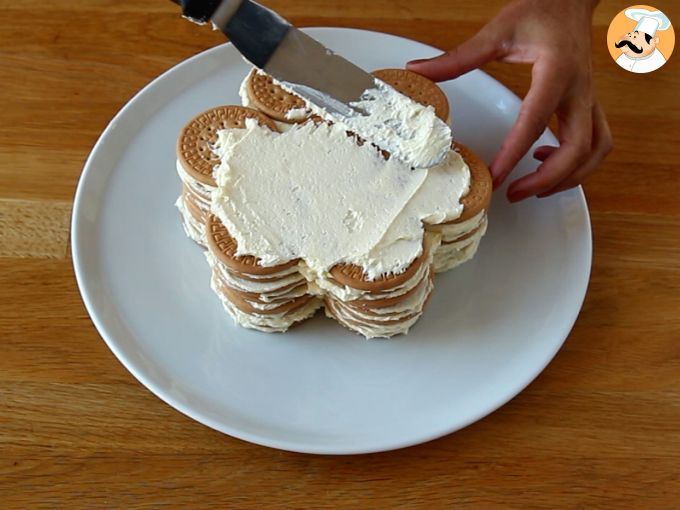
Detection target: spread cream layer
<box><xmin>430</xmin><ymin>210</ymin><xmax>485</xmax><ymax>241</ymax></box>
<box><xmin>239</xmin><ymin>70</ymin><xmax>301</xmax><ymax>132</ymax></box>
<box><xmin>175</xmin><ymin>195</ymin><xmax>205</xmax><ymax>245</ymax></box>
<box><xmin>273</xmin><ymin>73</ymin><xmax>453</xmax><ymax>169</ymax></box>
<box><xmin>209</xmin><ymin>272</ymin><xmax>322</xmax><ymax>333</ymax></box>
<box><xmin>176</xmin><ymin>160</ymin><xmax>215</xmax><ymax>200</ymax></box>
<box><xmin>344</xmin><ymin>276</ymin><xmax>432</xmax><ymax>318</ymax></box>
<box><xmin>304</xmin><ymin>258</ymin><xmax>429</xmax><ymax>302</ymax></box>
<box><xmin>432</xmin><ymin>218</ymin><xmax>488</xmax><ymax>273</ymax></box>
<box><xmin>208</xmin><ymin>252</ymin><xmax>307</xmax><ymax>298</ymax></box>
<box><xmin>238</xmin><ymin>70</ymin><xmax>254</xmax><ymax>109</ymax></box>
<box><xmin>211</xmin><ymin>121</ymin><xmax>469</xmax><ymax>282</ymax></box>
<box><xmin>326</xmin><ymin>300</ymin><xmax>424</xmax><ymax>339</ymax></box>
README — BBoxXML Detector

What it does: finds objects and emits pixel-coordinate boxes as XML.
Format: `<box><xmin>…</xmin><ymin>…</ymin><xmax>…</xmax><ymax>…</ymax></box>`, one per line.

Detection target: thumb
<box><xmin>406</xmin><ymin>31</ymin><xmax>500</xmax><ymax>82</ymax></box>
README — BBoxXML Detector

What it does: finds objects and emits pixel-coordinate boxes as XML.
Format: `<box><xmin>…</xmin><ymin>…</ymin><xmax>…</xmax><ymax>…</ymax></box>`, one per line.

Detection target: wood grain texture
<box><xmin>1</xmin><ymin>0</ymin><xmax>679</xmax><ymax>508</ymax></box>
<box><xmin>0</xmin><ymin>199</ymin><xmax>71</xmax><ymax>258</ymax></box>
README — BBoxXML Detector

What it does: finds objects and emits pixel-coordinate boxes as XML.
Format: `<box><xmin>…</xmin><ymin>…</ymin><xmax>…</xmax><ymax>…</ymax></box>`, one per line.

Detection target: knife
<box><xmin>170</xmin><ymin>0</ymin><xmax>452</xmax><ymax>168</ymax></box>
<box><xmin>170</xmin><ymin>0</ymin><xmax>375</xmax><ymax>118</ymax></box>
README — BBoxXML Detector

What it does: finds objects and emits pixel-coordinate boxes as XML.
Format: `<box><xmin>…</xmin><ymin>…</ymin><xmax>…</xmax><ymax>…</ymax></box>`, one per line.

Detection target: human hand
<box><xmin>407</xmin><ymin>0</ymin><xmax>612</xmax><ymax>202</ymax></box>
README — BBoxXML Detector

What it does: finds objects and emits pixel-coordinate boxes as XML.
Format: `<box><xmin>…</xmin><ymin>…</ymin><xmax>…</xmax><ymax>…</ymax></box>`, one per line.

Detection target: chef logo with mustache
<box><xmin>607</xmin><ymin>5</ymin><xmax>674</xmax><ymax>74</ymax></box>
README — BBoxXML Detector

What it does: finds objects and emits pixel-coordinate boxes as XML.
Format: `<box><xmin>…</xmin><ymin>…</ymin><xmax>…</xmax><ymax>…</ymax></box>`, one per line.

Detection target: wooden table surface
<box><xmin>1</xmin><ymin>0</ymin><xmax>679</xmax><ymax>507</ymax></box>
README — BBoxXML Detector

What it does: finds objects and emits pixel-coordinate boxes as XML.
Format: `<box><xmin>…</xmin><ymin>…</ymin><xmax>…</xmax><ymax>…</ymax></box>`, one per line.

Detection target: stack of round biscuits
<box><xmin>205</xmin><ymin>214</ymin><xmax>322</xmax><ymax>332</ymax></box>
<box><xmin>175</xmin><ymin>68</ymin><xmax>492</xmax><ymax>338</ymax></box>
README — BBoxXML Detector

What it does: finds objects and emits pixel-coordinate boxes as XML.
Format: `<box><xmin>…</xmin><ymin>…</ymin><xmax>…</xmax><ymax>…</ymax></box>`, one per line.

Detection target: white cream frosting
<box><xmin>175</xmin><ymin>194</ymin><xmax>206</xmax><ymax>245</ymax></box>
<box><xmin>230</xmin><ymin>263</ymin><xmax>302</xmax><ymax>281</ymax></box>
<box><xmin>238</xmin><ymin>70</ymin><xmax>302</xmax><ymax>133</ymax></box>
<box><xmin>274</xmin><ymin>74</ymin><xmax>453</xmax><ymax>169</ymax></box>
<box><xmin>238</xmin><ymin>70</ymin><xmax>255</xmax><ymax>109</ymax></box>
<box><xmin>208</xmin><ymin>251</ymin><xmax>307</xmax><ymax>299</ymax></box>
<box><xmin>340</xmin><ymin>275</ymin><xmax>432</xmax><ymax>319</ymax></box>
<box><xmin>434</xmin><ymin>210</ymin><xmax>486</xmax><ymax>242</ymax></box>
<box><xmin>326</xmin><ymin>300</ymin><xmax>424</xmax><ymax>339</ymax></box>
<box><xmin>302</xmin><ymin>247</ymin><xmax>433</xmax><ymax>303</ymax></box>
<box><xmin>211</xmin><ymin>121</ymin><xmax>469</xmax><ymax>282</ymax></box>
<box><xmin>176</xmin><ymin>160</ymin><xmax>214</xmax><ymax>202</ymax></box>
<box><xmin>210</xmin><ymin>273</ymin><xmax>322</xmax><ymax>333</ymax></box>
<box><xmin>432</xmin><ymin>218</ymin><xmax>488</xmax><ymax>273</ymax></box>
<box><xmin>284</xmin><ymin>107</ymin><xmax>309</xmax><ymax>122</ymax></box>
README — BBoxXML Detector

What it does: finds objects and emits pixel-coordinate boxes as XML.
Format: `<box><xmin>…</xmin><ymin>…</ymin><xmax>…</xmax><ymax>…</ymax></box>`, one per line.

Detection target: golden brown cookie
<box><xmin>226</xmin><ymin>267</ymin><xmax>302</xmax><ymax>284</ymax></box>
<box><xmin>217</xmin><ymin>278</ymin><xmax>315</xmax><ymax>316</ymax></box>
<box><xmin>183</xmin><ymin>183</ymin><xmax>210</xmax><ymax>209</ymax></box>
<box><xmin>206</xmin><ymin>214</ymin><xmax>299</xmax><ymax>276</ymax></box>
<box><xmin>182</xmin><ymin>185</ymin><xmax>208</xmax><ymax>224</ymax></box>
<box><xmin>177</xmin><ymin>105</ymin><xmax>278</xmax><ymax>187</ymax></box>
<box><xmin>372</xmin><ymin>68</ymin><xmax>450</xmax><ymax>122</ymax></box>
<box><xmin>213</xmin><ymin>269</ymin><xmax>307</xmax><ymax>303</ymax></box>
<box><xmin>346</xmin><ymin>272</ymin><xmax>431</xmax><ymax>309</ymax></box>
<box><xmin>246</xmin><ymin>70</ymin><xmax>309</xmax><ymax>123</ymax></box>
<box><xmin>329</xmin><ymin>240</ymin><xmax>429</xmax><ymax>292</ymax></box>
<box><xmin>440</xmin><ymin>143</ymin><xmax>492</xmax><ymax>224</ymax></box>
<box><xmin>325</xmin><ymin>298</ymin><xmax>420</xmax><ymax>327</ymax></box>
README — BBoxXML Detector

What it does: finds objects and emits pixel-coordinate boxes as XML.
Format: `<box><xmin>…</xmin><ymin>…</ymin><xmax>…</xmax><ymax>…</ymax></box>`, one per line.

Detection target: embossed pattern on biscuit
<box><xmin>177</xmin><ymin>106</ymin><xmax>278</xmax><ymax>186</ymax></box>
<box><xmin>247</xmin><ymin>72</ymin><xmax>308</xmax><ymax>123</ymax></box>
<box><xmin>207</xmin><ymin>214</ymin><xmax>299</xmax><ymax>275</ymax></box>
<box><xmin>329</xmin><ymin>240</ymin><xmax>429</xmax><ymax>292</ymax></box>
<box><xmin>371</xmin><ymin>68</ymin><xmax>450</xmax><ymax>122</ymax></box>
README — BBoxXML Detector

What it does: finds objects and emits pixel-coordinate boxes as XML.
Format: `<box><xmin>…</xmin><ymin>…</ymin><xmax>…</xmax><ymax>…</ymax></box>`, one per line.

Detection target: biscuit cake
<box><xmin>175</xmin><ymin>68</ymin><xmax>492</xmax><ymax>338</ymax></box>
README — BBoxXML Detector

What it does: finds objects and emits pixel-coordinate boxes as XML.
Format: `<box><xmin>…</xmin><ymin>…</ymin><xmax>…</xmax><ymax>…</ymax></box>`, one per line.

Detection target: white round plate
<box><xmin>72</xmin><ymin>28</ymin><xmax>591</xmax><ymax>454</ymax></box>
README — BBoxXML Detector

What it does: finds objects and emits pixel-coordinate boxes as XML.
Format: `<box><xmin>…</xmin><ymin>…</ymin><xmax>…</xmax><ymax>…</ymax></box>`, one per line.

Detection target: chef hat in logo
<box><xmin>625</xmin><ymin>8</ymin><xmax>671</xmax><ymax>37</ymax></box>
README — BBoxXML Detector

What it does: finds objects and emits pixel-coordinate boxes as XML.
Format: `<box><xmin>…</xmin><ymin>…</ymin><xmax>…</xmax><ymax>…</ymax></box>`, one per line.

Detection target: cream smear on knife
<box><xmin>265</xmin><ymin>71</ymin><xmax>453</xmax><ymax>169</ymax></box>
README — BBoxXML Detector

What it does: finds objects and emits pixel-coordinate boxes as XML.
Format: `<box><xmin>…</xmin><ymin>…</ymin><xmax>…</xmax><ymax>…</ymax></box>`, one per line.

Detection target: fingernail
<box><xmin>406</xmin><ymin>58</ymin><xmax>429</xmax><ymax>66</ymax></box>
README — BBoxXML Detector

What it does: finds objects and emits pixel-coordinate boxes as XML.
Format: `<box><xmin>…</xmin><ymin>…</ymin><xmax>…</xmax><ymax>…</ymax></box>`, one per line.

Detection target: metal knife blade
<box><xmin>171</xmin><ymin>0</ymin><xmax>451</xmax><ymax>168</ymax></box>
<box><xmin>210</xmin><ymin>0</ymin><xmax>375</xmax><ymax>117</ymax></box>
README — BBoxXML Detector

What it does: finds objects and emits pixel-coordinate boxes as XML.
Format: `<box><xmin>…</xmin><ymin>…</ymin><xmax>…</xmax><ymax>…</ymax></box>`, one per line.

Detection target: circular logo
<box><xmin>607</xmin><ymin>5</ymin><xmax>674</xmax><ymax>73</ymax></box>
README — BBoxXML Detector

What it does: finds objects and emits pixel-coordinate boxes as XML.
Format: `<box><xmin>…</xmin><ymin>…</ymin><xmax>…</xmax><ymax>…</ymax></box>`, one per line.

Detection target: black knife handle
<box><xmin>175</xmin><ymin>0</ymin><xmax>222</xmax><ymax>24</ymax></box>
<box><xmin>222</xmin><ymin>0</ymin><xmax>290</xmax><ymax>68</ymax></box>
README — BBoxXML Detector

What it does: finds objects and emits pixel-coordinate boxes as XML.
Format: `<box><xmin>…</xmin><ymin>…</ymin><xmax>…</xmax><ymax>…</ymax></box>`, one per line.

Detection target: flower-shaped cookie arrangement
<box><xmin>175</xmin><ymin>69</ymin><xmax>491</xmax><ymax>338</ymax></box>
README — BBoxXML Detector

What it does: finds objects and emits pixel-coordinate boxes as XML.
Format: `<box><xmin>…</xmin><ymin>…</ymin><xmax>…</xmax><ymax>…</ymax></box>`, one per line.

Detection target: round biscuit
<box><xmin>214</xmin><ymin>269</ymin><xmax>307</xmax><ymax>302</ymax></box>
<box><xmin>325</xmin><ymin>298</ymin><xmax>420</xmax><ymax>327</ymax></box>
<box><xmin>347</xmin><ymin>272</ymin><xmax>430</xmax><ymax>309</ymax></box>
<box><xmin>218</xmin><ymin>280</ymin><xmax>315</xmax><ymax>316</ymax></box>
<box><xmin>440</xmin><ymin>222</ymin><xmax>486</xmax><ymax>245</ymax></box>
<box><xmin>329</xmin><ymin>243</ymin><xmax>428</xmax><ymax>292</ymax></box>
<box><xmin>246</xmin><ymin>71</ymin><xmax>308</xmax><ymax>123</ymax></box>
<box><xmin>182</xmin><ymin>186</ymin><xmax>209</xmax><ymax>225</ymax></box>
<box><xmin>448</xmin><ymin>143</ymin><xmax>492</xmax><ymax>223</ymax></box>
<box><xmin>177</xmin><ymin>105</ymin><xmax>278</xmax><ymax>187</ymax></box>
<box><xmin>371</xmin><ymin>68</ymin><xmax>450</xmax><ymax>122</ymax></box>
<box><xmin>206</xmin><ymin>214</ymin><xmax>299</xmax><ymax>276</ymax></box>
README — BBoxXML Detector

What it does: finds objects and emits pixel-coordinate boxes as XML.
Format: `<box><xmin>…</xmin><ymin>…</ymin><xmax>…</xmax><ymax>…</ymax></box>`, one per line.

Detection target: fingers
<box><xmin>536</xmin><ymin>101</ymin><xmax>613</xmax><ymax>197</ymax></box>
<box><xmin>489</xmin><ymin>58</ymin><xmax>568</xmax><ymax>188</ymax></box>
<box><xmin>506</xmin><ymin>94</ymin><xmax>593</xmax><ymax>202</ymax></box>
<box><xmin>406</xmin><ymin>29</ymin><xmax>501</xmax><ymax>82</ymax></box>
